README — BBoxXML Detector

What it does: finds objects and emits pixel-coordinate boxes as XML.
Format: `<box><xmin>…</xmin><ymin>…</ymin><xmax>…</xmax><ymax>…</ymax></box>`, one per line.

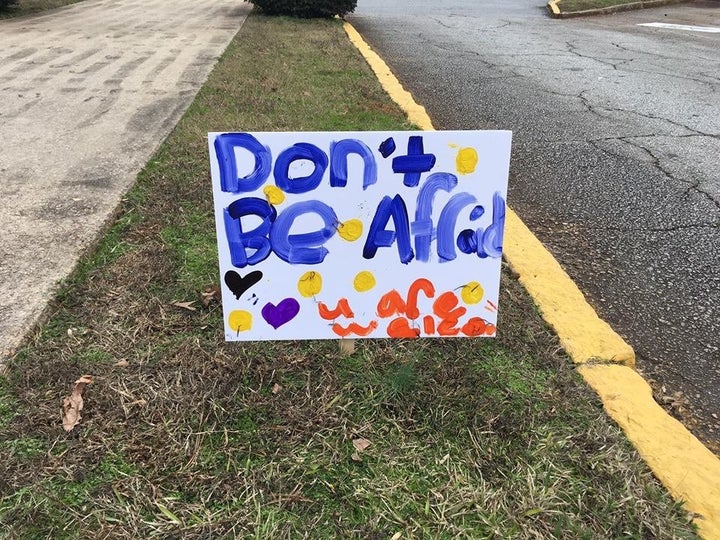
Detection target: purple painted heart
<box><xmin>261</xmin><ymin>298</ymin><xmax>300</xmax><ymax>329</ymax></box>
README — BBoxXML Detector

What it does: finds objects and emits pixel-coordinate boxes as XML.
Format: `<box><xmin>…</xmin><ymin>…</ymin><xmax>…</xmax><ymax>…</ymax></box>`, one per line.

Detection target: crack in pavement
<box><xmin>577</xmin><ymin>89</ymin><xmax>718</xmax><ymax>138</ymax></box>
<box><xmin>586</xmin><ymin>133</ymin><xmax>720</xmax><ymax>214</ymax></box>
<box><xmin>578</xmin><ymin>222</ymin><xmax>718</xmax><ymax>233</ymax></box>
<box><xmin>616</xmin><ymin>136</ymin><xmax>719</xmax><ymax>212</ymax></box>
<box><xmin>430</xmin><ymin>16</ymin><xmax>512</xmax><ymax>31</ymax></box>
<box><xmin>570</xmin><ymin>42</ymin><xmax>718</xmax><ymax>90</ymax></box>
<box><xmin>629</xmin><ymin>67</ymin><xmax>720</xmax><ymax>91</ymax></box>
<box><xmin>572</xmin><ymin>88</ymin><xmax>720</xmax><ymax>214</ymax></box>
<box><xmin>429</xmin><ymin>16</ymin><xmax>454</xmax><ymax>29</ymax></box>
<box><xmin>566</xmin><ymin>40</ymin><xmax>631</xmax><ymax>70</ymax></box>
<box><xmin>610</xmin><ymin>40</ymin><xmax>717</xmax><ymax>63</ymax></box>
<box><xmin>426</xmin><ymin>41</ymin><xmax>507</xmax><ymax>72</ymax></box>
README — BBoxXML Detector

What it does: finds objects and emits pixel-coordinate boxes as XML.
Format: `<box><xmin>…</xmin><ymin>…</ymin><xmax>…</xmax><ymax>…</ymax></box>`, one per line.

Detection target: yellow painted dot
<box><xmin>228</xmin><ymin>310</ymin><xmax>253</xmax><ymax>333</ymax></box>
<box><xmin>354</xmin><ymin>271</ymin><xmax>376</xmax><ymax>292</ymax></box>
<box><xmin>338</xmin><ymin>219</ymin><xmax>363</xmax><ymax>242</ymax></box>
<box><xmin>298</xmin><ymin>271</ymin><xmax>322</xmax><ymax>298</ymax></box>
<box><xmin>456</xmin><ymin>147</ymin><xmax>479</xmax><ymax>175</ymax></box>
<box><xmin>461</xmin><ymin>281</ymin><xmax>484</xmax><ymax>304</ymax></box>
<box><xmin>263</xmin><ymin>185</ymin><xmax>285</xmax><ymax>205</ymax></box>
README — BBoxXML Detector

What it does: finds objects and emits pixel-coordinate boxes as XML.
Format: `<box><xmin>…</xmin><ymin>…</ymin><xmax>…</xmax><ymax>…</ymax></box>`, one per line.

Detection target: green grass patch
<box><xmin>0</xmin><ymin>451</ymin><xmax>138</xmax><ymax>539</ymax></box>
<box><xmin>0</xmin><ymin>377</ymin><xmax>16</xmax><ymax>428</ymax></box>
<box><xmin>159</xmin><ymin>209</ymin><xmax>219</xmax><ymax>295</ymax></box>
<box><xmin>0</xmin><ymin>13</ymin><xmax>698</xmax><ymax>540</ymax></box>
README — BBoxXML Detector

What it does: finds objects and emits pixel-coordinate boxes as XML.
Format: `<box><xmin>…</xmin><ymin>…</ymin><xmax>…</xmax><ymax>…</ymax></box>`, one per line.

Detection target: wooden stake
<box><xmin>338</xmin><ymin>339</ymin><xmax>356</xmax><ymax>356</ymax></box>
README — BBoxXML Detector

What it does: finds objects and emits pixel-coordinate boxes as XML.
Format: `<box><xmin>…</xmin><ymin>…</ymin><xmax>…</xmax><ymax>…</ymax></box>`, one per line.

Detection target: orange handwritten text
<box><xmin>318</xmin><ymin>298</ymin><xmax>354</xmax><ymax>320</ymax></box>
<box><xmin>332</xmin><ymin>321</ymin><xmax>379</xmax><ymax>337</ymax></box>
<box><xmin>423</xmin><ymin>315</ymin><xmax>435</xmax><ymax>335</ymax></box>
<box><xmin>406</xmin><ymin>278</ymin><xmax>435</xmax><ymax>319</ymax></box>
<box><xmin>432</xmin><ymin>291</ymin><xmax>466</xmax><ymax>336</ymax></box>
<box><xmin>317</xmin><ymin>277</ymin><xmax>494</xmax><ymax>338</ymax></box>
<box><xmin>387</xmin><ymin>317</ymin><xmax>421</xmax><ymax>338</ymax></box>
<box><xmin>377</xmin><ymin>289</ymin><xmax>406</xmax><ymax>318</ymax></box>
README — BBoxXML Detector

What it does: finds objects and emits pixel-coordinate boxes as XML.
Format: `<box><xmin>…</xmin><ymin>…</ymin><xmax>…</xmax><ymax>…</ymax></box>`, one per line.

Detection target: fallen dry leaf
<box><xmin>62</xmin><ymin>375</ymin><xmax>93</xmax><ymax>432</ymax></box>
<box><xmin>351</xmin><ymin>438</ymin><xmax>371</xmax><ymax>461</ymax></box>
<box><xmin>115</xmin><ymin>359</ymin><xmax>129</xmax><ymax>367</ymax></box>
<box><xmin>66</xmin><ymin>327</ymin><xmax>88</xmax><ymax>338</ymax></box>
<box><xmin>172</xmin><ymin>301</ymin><xmax>196</xmax><ymax>311</ymax></box>
<box><xmin>271</xmin><ymin>383</ymin><xmax>282</xmax><ymax>395</ymax></box>
<box><xmin>201</xmin><ymin>286</ymin><xmax>221</xmax><ymax>307</ymax></box>
<box><xmin>352</xmin><ymin>438</ymin><xmax>371</xmax><ymax>452</ymax></box>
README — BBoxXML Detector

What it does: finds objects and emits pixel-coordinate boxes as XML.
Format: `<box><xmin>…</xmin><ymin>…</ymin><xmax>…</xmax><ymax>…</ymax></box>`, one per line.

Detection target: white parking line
<box><xmin>637</xmin><ymin>22</ymin><xmax>720</xmax><ymax>33</ymax></box>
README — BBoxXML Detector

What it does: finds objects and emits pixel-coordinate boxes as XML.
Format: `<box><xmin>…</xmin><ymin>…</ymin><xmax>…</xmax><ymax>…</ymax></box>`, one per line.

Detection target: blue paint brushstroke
<box><xmin>412</xmin><ymin>172</ymin><xmax>458</xmax><ymax>262</ymax></box>
<box><xmin>329</xmin><ymin>139</ymin><xmax>377</xmax><ymax>190</ymax></box>
<box><xmin>274</xmin><ymin>143</ymin><xmax>328</xmax><ymax>194</ymax></box>
<box><xmin>469</xmin><ymin>205</ymin><xmax>485</xmax><ymax>221</ymax></box>
<box><xmin>456</xmin><ymin>192</ymin><xmax>506</xmax><ymax>259</ymax></box>
<box><xmin>456</xmin><ymin>229</ymin><xmax>478</xmax><ymax>257</ymax></box>
<box><xmin>270</xmin><ymin>200</ymin><xmax>337</xmax><ymax>264</ymax></box>
<box><xmin>392</xmin><ymin>136</ymin><xmax>436</xmax><ymax>187</ymax></box>
<box><xmin>378</xmin><ymin>137</ymin><xmax>396</xmax><ymax>158</ymax></box>
<box><xmin>224</xmin><ymin>197</ymin><xmax>277</xmax><ymax>267</ymax></box>
<box><xmin>214</xmin><ymin>133</ymin><xmax>271</xmax><ymax>193</ymax></box>
<box><xmin>437</xmin><ymin>192</ymin><xmax>477</xmax><ymax>262</ymax></box>
<box><xmin>363</xmin><ymin>194</ymin><xmax>414</xmax><ymax>264</ymax></box>
<box><xmin>482</xmin><ymin>191</ymin><xmax>505</xmax><ymax>258</ymax></box>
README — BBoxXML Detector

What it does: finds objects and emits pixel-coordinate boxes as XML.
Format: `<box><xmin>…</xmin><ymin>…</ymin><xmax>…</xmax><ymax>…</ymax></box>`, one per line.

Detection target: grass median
<box><xmin>552</xmin><ymin>0</ymin><xmax>683</xmax><ymax>14</ymax></box>
<box><xmin>0</xmin><ymin>0</ymin><xmax>83</xmax><ymax>18</ymax></box>
<box><xmin>0</xmin><ymin>13</ymin><xmax>699</xmax><ymax>540</ymax></box>
<box><xmin>556</xmin><ymin>0</ymin><xmax>636</xmax><ymax>11</ymax></box>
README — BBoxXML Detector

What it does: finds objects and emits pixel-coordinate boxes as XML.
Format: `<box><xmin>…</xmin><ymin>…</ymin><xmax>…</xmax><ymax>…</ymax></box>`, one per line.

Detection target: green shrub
<box><xmin>249</xmin><ymin>0</ymin><xmax>357</xmax><ymax>18</ymax></box>
<box><xmin>0</xmin><ymin>0</ymin><xmax>19</xmax><ymax>11</ymax></box>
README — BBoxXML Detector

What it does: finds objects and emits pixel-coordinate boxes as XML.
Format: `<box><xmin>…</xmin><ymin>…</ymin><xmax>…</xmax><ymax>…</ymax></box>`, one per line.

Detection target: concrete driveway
<box><xmin>0</xmin><ymin>0</ymin><xmax>250</xmax><ymax>362</ymax></box>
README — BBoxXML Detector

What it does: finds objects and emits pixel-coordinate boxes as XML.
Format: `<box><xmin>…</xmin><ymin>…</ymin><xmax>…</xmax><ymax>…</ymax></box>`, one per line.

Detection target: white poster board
<box><xmin>209</xmin><ymin>131</ymin><xmax>511</xmax><ymax>341</ymax></box>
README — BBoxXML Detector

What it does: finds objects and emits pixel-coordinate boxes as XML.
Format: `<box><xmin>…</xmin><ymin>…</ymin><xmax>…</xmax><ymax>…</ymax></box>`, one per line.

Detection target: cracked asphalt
<box><xmin>349</xmin><ymin>0</ymin><xmax>720</xmax><ymax>446</ymax></box>
<box><xmin>0</xmin><ymin>0</ymin><xmax>249</xmax><ymax>361</ymax></box>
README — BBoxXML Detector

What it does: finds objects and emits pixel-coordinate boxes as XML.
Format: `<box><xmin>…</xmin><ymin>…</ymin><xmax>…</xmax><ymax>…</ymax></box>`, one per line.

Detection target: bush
<box><xmin>0</xmin><ymin>0</ymin><xmax>18</xmax><ymax>11</ymax></box>
<box><xmin>249</xmin><ymin>0</ymin><xmax>357</xmax><ymax>18</ymax></box>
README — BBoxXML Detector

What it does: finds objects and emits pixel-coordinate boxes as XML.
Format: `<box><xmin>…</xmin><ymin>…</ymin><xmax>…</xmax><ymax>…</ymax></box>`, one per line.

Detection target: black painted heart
<box><xmin>224</xmin><ymin>270</ymin><xmax>263</xmax><ymax>300</ymax></box>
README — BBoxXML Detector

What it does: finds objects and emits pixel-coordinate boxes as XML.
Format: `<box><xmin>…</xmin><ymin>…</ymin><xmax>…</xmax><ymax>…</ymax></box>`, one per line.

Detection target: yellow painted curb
<box><xmin>503</xmin><ymin>209</ymin><xmax>635</xmax><ymax>366</ymax></box>
<box><xmin>344</xmin><ymin>20</ymin><xmax>720</xmax><ymax>539</ymax></box>
<box><xmin>579</xmin><ymin>363</ymin><xmax>720</xmax><ymax>539</ymax></box>
<box><xmin>547</xmin><ymin>0</ymin><xmax>562</xmax><ymax>16</ymax></box>
<box><xmin>344</xmin><ymin>23</ymin><xmax>433</xmax><ymax>131</ymax></box>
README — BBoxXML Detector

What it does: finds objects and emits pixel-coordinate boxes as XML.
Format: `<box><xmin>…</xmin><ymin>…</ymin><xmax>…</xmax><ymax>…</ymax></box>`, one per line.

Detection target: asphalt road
<box><xmin>0</xmin><ymin>0</ymin><xmax>249</xmax><ymax>362</ymax></box>
<box><xmin>349</xmin><ymin>0</ymin><xmax>720</xmax><ymax>446</ymax></box>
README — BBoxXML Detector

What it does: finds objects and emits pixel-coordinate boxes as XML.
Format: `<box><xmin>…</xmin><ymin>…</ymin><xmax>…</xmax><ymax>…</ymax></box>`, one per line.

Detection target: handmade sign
<box><xmin>209</xmin><ymin>131</ymin><xmax>512</xmax><ymax>341</ymax></box>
